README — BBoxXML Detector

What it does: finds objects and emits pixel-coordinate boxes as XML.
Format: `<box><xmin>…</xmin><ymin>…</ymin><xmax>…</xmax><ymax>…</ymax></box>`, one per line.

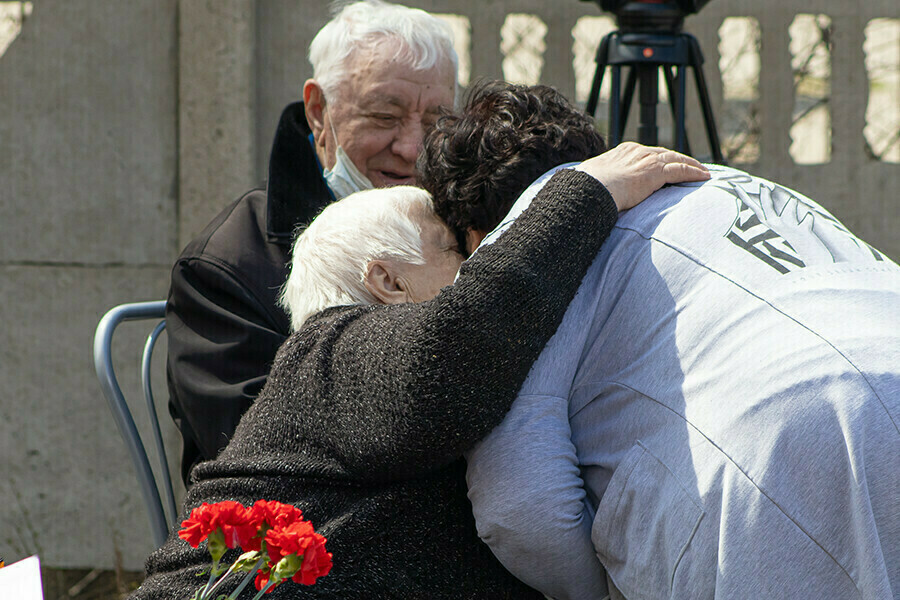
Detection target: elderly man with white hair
<box><xmin>131</xmin><ymin>145</ymin><xmax>709</xmax><ymax>598</ymax></box>
<box><xmin>166</xmin><ymin>0</ymin><xmax>459</xmax><ymax>483</ymax></box>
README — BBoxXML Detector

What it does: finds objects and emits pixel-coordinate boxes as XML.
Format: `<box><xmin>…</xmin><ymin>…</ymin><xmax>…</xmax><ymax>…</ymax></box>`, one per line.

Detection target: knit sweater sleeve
<box><xmin>234</xmin><ymin>169</ymin><xmax>617</xmax><ymax>481</ymax></box>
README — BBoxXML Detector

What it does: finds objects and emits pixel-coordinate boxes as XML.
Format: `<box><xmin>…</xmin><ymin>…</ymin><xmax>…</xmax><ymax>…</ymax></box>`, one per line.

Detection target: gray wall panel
<box><xmin>0</xmin><ymin>0</ymin><xmax>178</xmax><ymax>266</ymax></box>
<box><xmin>0</xmin><ymin>265</ymin><xmax>176</xmax><ymax>569</ymax></box>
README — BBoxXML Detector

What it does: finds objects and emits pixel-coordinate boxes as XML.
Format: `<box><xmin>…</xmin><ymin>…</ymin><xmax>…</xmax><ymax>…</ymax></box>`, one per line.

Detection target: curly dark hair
<box><xmin>417</xmin><ymin>80</ymin><xmax>606</xmax><ymax>248</ymax></box>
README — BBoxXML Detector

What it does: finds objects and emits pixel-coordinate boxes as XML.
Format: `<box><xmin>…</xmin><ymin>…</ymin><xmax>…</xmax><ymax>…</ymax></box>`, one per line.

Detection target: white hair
<box><xmin>279</xmin><ymin>185</ymin><xmax>434</xmax><ymax>331</ymax></box>
<box><xmin>309</xmin><ymin>0</ymin><xmax>459</xmax><ymax>103</ymax></box>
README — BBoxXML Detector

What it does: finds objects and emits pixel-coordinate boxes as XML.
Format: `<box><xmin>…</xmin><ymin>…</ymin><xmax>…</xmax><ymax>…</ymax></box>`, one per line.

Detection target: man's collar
<box><xmin>265</xmin><ymin>102</ymin><xmax>334</xmax><ymax>244</ymax></box>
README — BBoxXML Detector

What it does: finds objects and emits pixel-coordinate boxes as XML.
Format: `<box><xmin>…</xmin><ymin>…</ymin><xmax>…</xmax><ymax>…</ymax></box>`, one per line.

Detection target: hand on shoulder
<box><xmin>575</xmin><ymin>142</ymin><xmax>710</xmax><ymax>212</ymax></box>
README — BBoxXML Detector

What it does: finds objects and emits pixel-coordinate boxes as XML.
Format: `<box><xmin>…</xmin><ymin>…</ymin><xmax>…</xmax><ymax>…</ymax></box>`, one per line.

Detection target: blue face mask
<box><xmin>322</xmin><ymin>120</ymin><xmax>373</xmax><ymax>200</ymax></box>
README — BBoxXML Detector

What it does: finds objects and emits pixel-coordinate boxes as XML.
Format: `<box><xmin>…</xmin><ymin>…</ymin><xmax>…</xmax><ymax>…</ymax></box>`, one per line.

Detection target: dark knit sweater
<box><xmin>132</xmin><ymin>169</ymin><xmax>618</xmax><ymax>599</ymax></box>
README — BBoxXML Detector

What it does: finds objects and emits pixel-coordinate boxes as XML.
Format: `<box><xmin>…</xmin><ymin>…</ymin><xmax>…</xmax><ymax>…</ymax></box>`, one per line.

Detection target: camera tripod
<box><xmin>585</xmin><ymin>29</ymin><xmax>725</xmax><ymax>163</ymax></box>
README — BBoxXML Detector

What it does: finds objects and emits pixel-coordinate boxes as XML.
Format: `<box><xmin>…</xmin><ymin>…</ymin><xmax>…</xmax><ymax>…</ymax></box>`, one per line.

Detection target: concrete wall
<box><xmin>0</xmin><ymin>0</ymin><xmax>897</xmax><ymax>572</ymax></box>
<box><xmin>0</xmin><ymin>0</ymin><xmax>179</xmax><ymax>571</ymax></box>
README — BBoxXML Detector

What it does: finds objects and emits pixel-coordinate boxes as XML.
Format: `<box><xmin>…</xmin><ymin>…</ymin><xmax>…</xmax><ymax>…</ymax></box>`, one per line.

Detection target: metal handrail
<box><xmin>143</xmin><ymin>319</ymin><xmax>177</xmax><ymax>526</ymax></box>
<box><xmin>93</xmin><ymin>300</ymin><xmax>171</xmax><ymax>548</ymax></box>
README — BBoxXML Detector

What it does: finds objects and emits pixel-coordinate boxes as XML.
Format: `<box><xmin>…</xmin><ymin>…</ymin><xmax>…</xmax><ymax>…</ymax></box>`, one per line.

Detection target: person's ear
<box><xmin>303</xmin><ymin>79</ymin><xmax>327</xmax><ymax>144</ymax></box>
<box><xmin>364</xmin><ymin>260</ymin><xmax>410</xmax><ymax>305</ymax></box>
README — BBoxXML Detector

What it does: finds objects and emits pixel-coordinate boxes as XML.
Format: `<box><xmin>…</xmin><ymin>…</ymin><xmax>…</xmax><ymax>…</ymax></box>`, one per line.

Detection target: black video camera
<box><xmin>582</xmin><ymin>0</ymin><xmax>713</xmax><ymax>33</ymax></box>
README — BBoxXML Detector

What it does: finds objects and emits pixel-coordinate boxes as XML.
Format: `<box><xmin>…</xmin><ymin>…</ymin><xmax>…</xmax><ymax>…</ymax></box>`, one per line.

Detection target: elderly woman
<box><xmin>132</xmin><ymin>145</ymin><xmax>706</xmax><ymax>599</ymax></box>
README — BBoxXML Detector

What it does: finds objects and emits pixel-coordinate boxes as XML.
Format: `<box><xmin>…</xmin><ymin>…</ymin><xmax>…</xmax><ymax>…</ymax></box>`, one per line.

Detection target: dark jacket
<box><xmin>133</xmin><ymin>170</ymin><xmax>618</xmax><ymax>599</ymax></box>
<box><xmin>166</xmin><ymin>102</ymin><xmax>334</xmax><ymax>482</ymax></box>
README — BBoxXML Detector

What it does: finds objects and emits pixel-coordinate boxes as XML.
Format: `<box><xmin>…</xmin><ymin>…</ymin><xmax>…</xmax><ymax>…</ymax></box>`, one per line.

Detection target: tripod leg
<box><xmin>610</xmin><ymin>65</ymin><xmax>623</xmax><ymax>146</ymax></box>
<box><xmin>687</xmin><ymin>36</ymin><xmax>725</xmax><ymax>163</ymax></box>
<box><xmin>586</xmin><ymin>33</ymin><xmax>612</xmax><ymax>117</ymax></box>
<box><xmin>637</xmin><ymin>64</ymin><xmax>659</xmax><ymax>146</ymax></box>
<box><xmin>669</xmin><ymin>65</ymin><xmax>691</xmax><ymax>154</ymax></box>
<box><xmin>618</xmin><ymin>67</ymin><xmax>638</xmax><ymax>144</ymax></box>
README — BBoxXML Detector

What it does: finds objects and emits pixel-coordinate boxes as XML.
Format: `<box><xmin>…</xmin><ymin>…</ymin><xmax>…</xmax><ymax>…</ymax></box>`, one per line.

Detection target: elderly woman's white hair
<box><xmin>309</xmin><ymin>0</ymin><xmax>459</xmax><ymax>104</ymax></box>
<box><xmin>279</xmin><ymin>185</ymin><xmax>433</xmax><ymax>331</ymax></box>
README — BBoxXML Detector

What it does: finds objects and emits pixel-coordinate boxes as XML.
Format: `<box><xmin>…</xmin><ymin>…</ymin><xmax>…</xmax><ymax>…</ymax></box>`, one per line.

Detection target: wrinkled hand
<box><xmin>575</xmin><ymin>142</ymin><xmax>710</xmax><ymax>212</ymax></box>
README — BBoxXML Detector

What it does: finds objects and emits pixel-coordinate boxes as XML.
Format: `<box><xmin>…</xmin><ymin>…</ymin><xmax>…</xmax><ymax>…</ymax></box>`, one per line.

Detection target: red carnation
<box><xmin>177</xmin><ymin>498</ymin><xmax>330</xmax><ymax>598</ymax></box>
<box><xmin>237</xmin><ymin>500</ymin><xmax>305</xmax><ymax>551</ymax></box>
<box><xmin>293</xmin><ymin>532</ymin><xmax>333</xmax><ymax>586</ymax></box>
<box><xmin>250</xmin><ymin>499</ymin><xmax>304</xmax><ymax>530</ymax></box>
<box><xmin>178</xmin><ymin>501</ymin><xmax>259</xmax><ymax>550</ymax></box>
<box><xmin>265</xmin><ymin>521</ymin><xmax>333</xmax><ymax>586</ymax></box>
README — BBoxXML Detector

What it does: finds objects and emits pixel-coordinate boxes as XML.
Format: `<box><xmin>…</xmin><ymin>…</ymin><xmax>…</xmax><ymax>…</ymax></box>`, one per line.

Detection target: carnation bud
<box><xmin>232</xmin><ymin>550</ymin><xmax>263</xmax><ymax>573</ymax></box>
<box><xmin>206</xmin><ymin>530</ymin><xmax>228</xmax><ymax>573</ymax></box>
<box><xmin>274</xmin><ymin>554</ymin><xmax>304</xmax><ymax>581</ymax></box>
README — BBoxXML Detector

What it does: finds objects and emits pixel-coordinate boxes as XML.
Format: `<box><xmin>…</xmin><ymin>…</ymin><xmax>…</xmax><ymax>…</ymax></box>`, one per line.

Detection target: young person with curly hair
<box><xmin>419</xmin><ymin>80</ymin><xmax>900</xmax><ymax>600</ymax></box>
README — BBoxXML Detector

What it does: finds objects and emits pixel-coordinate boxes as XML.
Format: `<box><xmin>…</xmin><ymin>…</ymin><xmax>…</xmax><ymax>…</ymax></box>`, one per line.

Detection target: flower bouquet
<box><xmin>178</xmin><ymin>499</ymin><xmax>332</xmax><ymax>599</ymax></box>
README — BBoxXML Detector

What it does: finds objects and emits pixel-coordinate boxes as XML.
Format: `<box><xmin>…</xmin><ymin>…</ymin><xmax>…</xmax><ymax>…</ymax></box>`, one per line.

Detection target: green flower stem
<box><xmin>249</xmin><ymin>580</ymin><xmax>278</xmax><ymax>600</ymax></box>
<box><xmin>226</xmin><ymin>557</ymin><xmax>265</xmax><ymax>600</ymax></box>
<box><xmin>202</xmin><ymin>560</ymin><xmax>239</xmax><ymax>599</ymax></box>
<box><xmin>199</xmin><ymin>566</ymin><xmax>219</xmax><ymax>599</ymax></box>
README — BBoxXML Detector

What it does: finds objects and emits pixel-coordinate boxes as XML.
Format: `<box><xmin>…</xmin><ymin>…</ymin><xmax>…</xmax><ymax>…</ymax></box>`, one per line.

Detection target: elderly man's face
<box><xmin>308</xmin><ymin>40</ymin><xmax>456</xmax><ymax>188</ymax></box>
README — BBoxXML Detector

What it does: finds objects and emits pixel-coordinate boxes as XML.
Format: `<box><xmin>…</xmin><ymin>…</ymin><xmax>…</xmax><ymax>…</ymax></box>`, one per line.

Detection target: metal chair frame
<box><xmin>93</xmin><ymin>300</ymin><xmax>176</xmax><ymax>548</ymax></box>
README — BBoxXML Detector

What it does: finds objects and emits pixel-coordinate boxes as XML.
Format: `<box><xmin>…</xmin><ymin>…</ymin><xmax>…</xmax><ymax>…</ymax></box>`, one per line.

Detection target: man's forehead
<box><xmin>357</xmin><ymin>90</ymin><xmax>449</xmax><ymax>111</ymax></box>
<box><xmin>342</xmin><ymin>44</ymin><xmax>455</xmax><ymax>98</ymax></box>
<box><xmin>348</xmin><ymin>70</ymin><xmax>454</xmax><ymax>109</ymax></box>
